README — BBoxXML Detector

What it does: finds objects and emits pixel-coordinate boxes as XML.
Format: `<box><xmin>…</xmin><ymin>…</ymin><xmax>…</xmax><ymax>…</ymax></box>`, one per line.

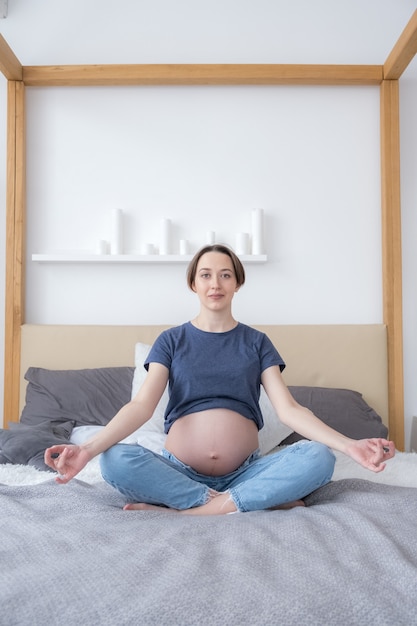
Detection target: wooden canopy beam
<box><xmin>384</xmin><ymin>9</ymin><xmax>417</xmax><ymax>79</ymax></box>
<box><xmin>0</xmin><ymin>34</ymin><xmax>22</xmax><ymax>80</ymax></box>
<box><xmin>22</xmin><ymin>63</ymin><xmax>383</xmax><ymax>87</ymax></box>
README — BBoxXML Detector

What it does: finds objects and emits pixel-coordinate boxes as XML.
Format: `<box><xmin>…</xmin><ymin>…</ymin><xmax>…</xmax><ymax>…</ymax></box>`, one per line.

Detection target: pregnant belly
<box><xmin>164</xmin><ymin>409</ymin><xmax>259</xmax><ymax>476</ymax></box>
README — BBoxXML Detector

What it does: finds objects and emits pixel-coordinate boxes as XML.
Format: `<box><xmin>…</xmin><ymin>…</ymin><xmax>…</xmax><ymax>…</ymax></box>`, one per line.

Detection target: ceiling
<box><xmin>0</xmin><ymin>0</ymin><xmax>416</xmax><ymax>78</ymax></box>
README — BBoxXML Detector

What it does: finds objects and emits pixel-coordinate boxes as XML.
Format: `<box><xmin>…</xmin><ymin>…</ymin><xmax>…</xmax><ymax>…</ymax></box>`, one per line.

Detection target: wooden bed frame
<box><xmin>2</xmin><ymin>10</ymin><xmax>417</xmax><ymax>448</ymax></box>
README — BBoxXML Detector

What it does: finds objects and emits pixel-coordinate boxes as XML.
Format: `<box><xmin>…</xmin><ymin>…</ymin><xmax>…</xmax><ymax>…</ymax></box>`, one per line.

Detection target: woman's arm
<box><xmin>81</xmin><ymin>362</ymin><xmax>168</xmax><ymax>457</ymax></box>
<box><xmin>44</xmin><ymin>362</ymin><xmax>169</xmax><ymax>482</ymax></box>
<box><xmin>261</xmin><ymin>365</ymin><xmax>395</xmax><ymax>472</ymax></box>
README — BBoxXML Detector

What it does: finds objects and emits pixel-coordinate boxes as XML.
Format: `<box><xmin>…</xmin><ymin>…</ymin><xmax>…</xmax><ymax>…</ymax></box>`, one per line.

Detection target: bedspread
<box><xmin>1</xmin><ymin>478</ymin><xmax>416</xmax><ymax>626</ymax></box>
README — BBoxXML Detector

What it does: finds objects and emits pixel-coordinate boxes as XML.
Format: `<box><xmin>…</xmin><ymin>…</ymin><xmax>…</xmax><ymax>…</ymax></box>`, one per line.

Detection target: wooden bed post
<box><xmin>3</xmin><ymin>79</ymin><xmax>26</xmax><ymax>426</ymax></box>
<box><xmin>379</xmin><ymin>8</ymin><xmax>417</xmax><ymax>450</ymax></box>
<box><xmin>380</xmin><ymin>79</ymin><xmax>404</xmax><ymax>451</ymax></box>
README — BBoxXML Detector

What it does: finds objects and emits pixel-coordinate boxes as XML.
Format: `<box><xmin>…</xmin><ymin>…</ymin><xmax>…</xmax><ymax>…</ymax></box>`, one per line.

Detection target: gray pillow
<box><xmin>0</xmin><ymin>420</ymin><xmax>75</xmax><ymax>471</ymax></box>
<box><xmin>281</xmin><ymin>386</ymin><xmax>388</xmax><ymax>444</ymax></box>
<box><xmin>20</xmin><ymin>366</ymin><xmax>134</xmax><ymax>428</ymax></box>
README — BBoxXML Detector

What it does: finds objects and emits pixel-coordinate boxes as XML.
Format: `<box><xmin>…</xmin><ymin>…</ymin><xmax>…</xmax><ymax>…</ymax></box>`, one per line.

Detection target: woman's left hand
<box><xmin>344</xmin><ymin>438</ymin><xmax>395</xmax><ymax>472</ymax></box>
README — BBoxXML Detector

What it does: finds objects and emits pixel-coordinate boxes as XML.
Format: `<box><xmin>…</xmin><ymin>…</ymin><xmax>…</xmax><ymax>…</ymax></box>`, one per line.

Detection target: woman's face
<box><xmin>192</xmin><ymin>252</ymin><xmax>239</xmax><ymax>311</ymax></box>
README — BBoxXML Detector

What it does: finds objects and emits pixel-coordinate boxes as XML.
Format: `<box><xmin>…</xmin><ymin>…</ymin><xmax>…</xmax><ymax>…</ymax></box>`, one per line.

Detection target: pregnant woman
<box><xmin>45</xmin><ymin>244</ymin><xmax>394</xmax><ymax>514</ymax></box>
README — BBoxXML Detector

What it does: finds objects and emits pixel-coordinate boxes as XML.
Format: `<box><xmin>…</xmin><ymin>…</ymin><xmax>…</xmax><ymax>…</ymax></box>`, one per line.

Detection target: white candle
<box><xmin>235</xmin><ymin>232</ymin><xmax>250</xmax><ymax>255</ymax></box>
<box><xmin>110</xmin><ymin>209</ymin><xmax>123</xmax><ymax>255</ymax></box>
<box><xmin>179</xmin><ymin>239</ymin><xmax>189</xmax><ymax>255</ymax></box>
<box><xmin>96</xmin><ymin>239</ymin><xmax>109</xmax><ymax>255</ymax></box>
<box><xmin>251</xmin><ymin>208</ymin><xmax>264</xmax><ymax>255</ymax></box>
<box><xmin>160</xmin><ymin>218</ymin><xmax>171</xmax><ymax>255</ymax></box>
<box><xmin>206</xmin><ymin>230</ymin><xmax>215</xmax><ymax>245</ymax></box>
<box><xmin>142</xmin><ymin>243</ymin><xmax>155</xmax><ymax>255</ymax></box>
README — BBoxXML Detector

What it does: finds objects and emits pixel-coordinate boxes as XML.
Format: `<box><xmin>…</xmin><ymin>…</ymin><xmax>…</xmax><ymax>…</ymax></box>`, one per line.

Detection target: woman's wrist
<box><xmin>80</xmin><ymin>440</ymin><xmax>102</xmax><ymax>460</ymax></box>
<box><xmin>335</xmin><ymin>436</ymin><xmax>358</xmax><ymax>455</ymax></box>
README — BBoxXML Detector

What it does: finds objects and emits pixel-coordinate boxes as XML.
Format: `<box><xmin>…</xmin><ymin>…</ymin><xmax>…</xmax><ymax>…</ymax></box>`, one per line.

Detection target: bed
<box><xmin>1</xmin><ymin>323</ymin><xmax>417</xmax><ymax>626</ymax></box>
<box><xmin>2</xmin><ymin>11</ymin><xmax>417</xmax><ymax>625</ymax></box>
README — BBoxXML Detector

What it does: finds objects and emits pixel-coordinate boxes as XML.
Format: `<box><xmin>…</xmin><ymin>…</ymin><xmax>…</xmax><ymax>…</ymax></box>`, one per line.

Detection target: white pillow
<box><xmin>131</xmin><ymin>342</ymin><xmax>168</xmax><ymax>435</ymax></box>
<box><xmin>70</xmin><ymin>421</ymin><xmax>166</xmax><ymax>454</ymax></box>
<box><xmin>258</xmin><ymin>388</ymin><xmax>293</xmax><ymax>454</ymax></box>
<box><xmin>132</xmin><ymin>341</ymin><xmax>292</xmax><ymax>455</ymax></box>
<box><xmin>70</xmin><ymin>346</ymin><xmax>169</xmax><ymax>455</ymax></box>
<box><xmin>70</xmin><ymin>425</ymin><xmax>105</xmax><ymax>445</ymax></box>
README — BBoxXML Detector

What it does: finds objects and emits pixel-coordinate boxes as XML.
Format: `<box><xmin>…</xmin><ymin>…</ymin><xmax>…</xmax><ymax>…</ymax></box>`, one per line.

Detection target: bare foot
<box><xmin>123</xmin><ymin>497</ymin><xmax>305</xmax><ymax>514</ymax></box>
<box><xmin>123</xmin><ymin>503</ymin><xmax>178</xmax><ymax>513</ymax></box>
<box><xmin>123</xmin><ymin>492</ymin><xmax>236</xmax><ymax>516</ymax></box>
<box><xmin>269</xmin><ymin>500</ymin><xmax>305</xmax><ymax>511</ymax></box>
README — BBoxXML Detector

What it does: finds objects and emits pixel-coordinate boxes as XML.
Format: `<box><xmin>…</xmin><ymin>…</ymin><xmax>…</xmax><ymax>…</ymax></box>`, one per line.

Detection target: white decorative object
<box><xmin>179</xmin><ymin>239</ymin><xmax>189</xmax><ymax>255</ymax></box>
<box><xmin>110</xmin><ymin>209</ymin><xmax>123</xmax><ymax>254</ymax></box>
<box><xmin>96</xmin><ymin>239</ymin><xmax>109</xmax><ymax>255</ymax></box>
<box><xmin>206</xmin><ymin>230</ymin><xmax>215</xmax><ymax>245</ymax></box>
<box><xmin>159</xmin><ymin>218</ymin><xmax>171</xmax><ymax>255</ymax></box>
<box><xmin>251</xmin><ymin>208</ymin><xmax>264</xmax><ymax>255</ymax></box>
<box><xmin>235</xmin><ymin>232</ymin><xmax>250</xmax><ymax>255</ymax></box>
<box><xmin>142</xmin><ymin>243</ymin><xmax>155</xmax><ymax>255</ymax></box>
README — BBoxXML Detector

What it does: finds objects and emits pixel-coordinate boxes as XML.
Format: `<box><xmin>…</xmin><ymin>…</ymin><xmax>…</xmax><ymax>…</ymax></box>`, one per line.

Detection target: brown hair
<box><xmin>186</xmin><ymin>244</ymin><xmax>246</xmax><ymax>290</ymax></box>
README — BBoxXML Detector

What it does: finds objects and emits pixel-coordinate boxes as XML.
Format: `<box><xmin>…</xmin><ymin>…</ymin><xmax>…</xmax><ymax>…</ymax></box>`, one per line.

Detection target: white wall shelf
<box><xmin>32</xmin><ymin>253</ymin><xmax>268</xmax><ymax>264</ymax></box>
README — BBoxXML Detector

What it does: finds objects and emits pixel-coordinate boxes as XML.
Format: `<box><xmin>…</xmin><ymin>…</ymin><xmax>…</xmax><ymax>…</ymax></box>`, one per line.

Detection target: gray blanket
<box><xmin>1</xmin><ymin>478</ymin><xmax>416</xmax><ymax>626</ymax></box>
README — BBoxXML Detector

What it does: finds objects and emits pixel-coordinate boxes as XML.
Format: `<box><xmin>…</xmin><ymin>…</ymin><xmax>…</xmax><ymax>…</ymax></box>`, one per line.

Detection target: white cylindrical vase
<box><xmin>160</xmin><ymin>218</ymin><xmax>172</xmax><ymax>255</ymax></box>
<box><xmin>96</xmin><ymin>239</ymin><xmax>109</xmax><ymax>255</ymax></box>
<box><xmin>251</xmin><ymin>208</ymin><xmax>264</xmax><ymax>255</ymax></box>
<box><xmin>179</xmin><ymin>239</ymin><xmax>189</xmax><ymax>255</ymax></box>
<box><xmin>206</xmin><ymin>230</ymin><xmax>215</xmax><ymax>245</ymax></box>
<box><xmin>142</xmin><ymin>243</ymin><xmax>155</xmax><ymax>255</ymax></box>
<box><xmin>235</xmin><ymin>232</ymin><xmax>250</xmax><ymax>255</ymax></box>
<box><xmin>110</xmin><ymin>209</ymin><xmax>123</xmax><ymax>255</ymax></box>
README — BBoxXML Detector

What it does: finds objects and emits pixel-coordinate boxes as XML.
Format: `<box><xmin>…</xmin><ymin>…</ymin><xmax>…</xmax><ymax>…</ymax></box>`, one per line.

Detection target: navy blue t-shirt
<box><xmin>144</xmin><ymin>322</ymin><xmax>285</xmax><ymax>433</ymax></box>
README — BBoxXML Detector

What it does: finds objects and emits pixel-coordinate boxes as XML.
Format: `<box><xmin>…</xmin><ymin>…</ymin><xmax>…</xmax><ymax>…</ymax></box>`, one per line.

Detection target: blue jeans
<box><xmin>100</xmin><ymin>440</ymin><xmax>336</xmax><ymax>512</ymax></box>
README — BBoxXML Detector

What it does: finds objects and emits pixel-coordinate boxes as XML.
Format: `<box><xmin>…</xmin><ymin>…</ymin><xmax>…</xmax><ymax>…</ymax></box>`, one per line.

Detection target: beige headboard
<box><xmin>19</xmin><ymin>323</ymin><xmax>388</xmax><ymax>427</ymax></box>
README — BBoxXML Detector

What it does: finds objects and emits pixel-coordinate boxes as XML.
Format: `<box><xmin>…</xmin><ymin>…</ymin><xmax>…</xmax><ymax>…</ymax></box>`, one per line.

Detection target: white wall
<box><xmin>1</xmin><ymin>0</ymin><xmax>416</xmax><ymax>448</ymax></box>
<box><xmin>25</xmin><ymin>84</ymin><xmax>382</xmax><ymax>325</ymax></box>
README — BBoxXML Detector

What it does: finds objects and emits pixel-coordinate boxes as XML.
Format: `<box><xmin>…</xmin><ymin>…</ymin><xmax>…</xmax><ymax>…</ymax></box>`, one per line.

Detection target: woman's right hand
<box><xmin>44</xmin><ymin>444</ymin><xmax>91</xmax><ymax>484</ymax></box>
